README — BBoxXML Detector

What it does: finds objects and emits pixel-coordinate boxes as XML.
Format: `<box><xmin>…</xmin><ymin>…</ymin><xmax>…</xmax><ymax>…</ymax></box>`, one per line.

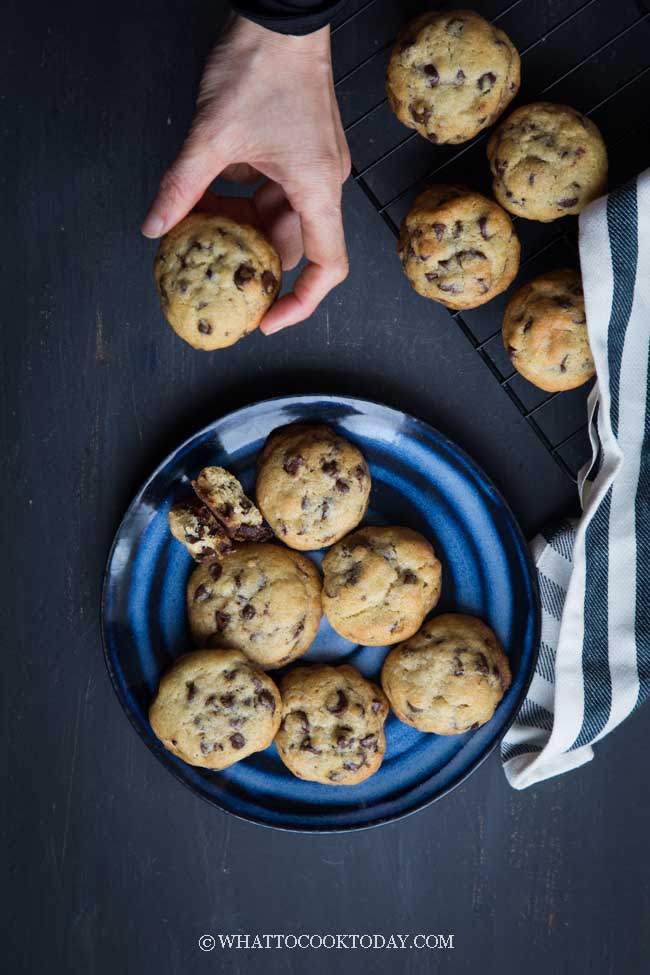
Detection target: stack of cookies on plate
<box><xmin>388</xmin><ymin>8</ymin><xmax>604</xmax><ymax>393</ymax></box>
<box><xmin>150</xmin><ymin>423</ymin><xmax>511</xmax><ymax>787</ymax></box>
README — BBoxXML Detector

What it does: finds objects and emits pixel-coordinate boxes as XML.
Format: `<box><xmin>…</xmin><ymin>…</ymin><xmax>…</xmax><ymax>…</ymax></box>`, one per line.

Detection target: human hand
<box><xmin>142</xmin><ymin>16</ymin><xmax>351</xmax><ymax>335</ymax></box>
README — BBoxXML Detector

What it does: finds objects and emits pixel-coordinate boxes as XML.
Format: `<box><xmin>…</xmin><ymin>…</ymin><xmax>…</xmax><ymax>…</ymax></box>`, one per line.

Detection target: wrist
<box><xmin>229</xmin><ymin>14</ymin><xmax>331</xmax><ymax>59</ymax></box>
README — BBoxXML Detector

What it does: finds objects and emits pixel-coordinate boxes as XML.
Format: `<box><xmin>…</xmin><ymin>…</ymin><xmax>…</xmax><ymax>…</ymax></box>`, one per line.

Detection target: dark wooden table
<box><xmin>5</xmin><ymin>1</ymin><xmax>650</xmax><ymax>972</ymax></box>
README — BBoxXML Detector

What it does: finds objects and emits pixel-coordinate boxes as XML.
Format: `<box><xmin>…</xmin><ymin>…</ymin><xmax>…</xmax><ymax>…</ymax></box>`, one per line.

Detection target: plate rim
<box><xmin>100</xmin><ymin>393</ymin><xmax>541</xmax><ymax>833</ymax></box>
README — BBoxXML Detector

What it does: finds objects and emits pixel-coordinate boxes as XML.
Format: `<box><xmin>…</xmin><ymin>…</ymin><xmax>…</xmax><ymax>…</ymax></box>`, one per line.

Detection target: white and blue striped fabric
<box><xmin>502</xmin><ymin>169</ymin><xmax>650</xmax><ymax>789</ymax></box>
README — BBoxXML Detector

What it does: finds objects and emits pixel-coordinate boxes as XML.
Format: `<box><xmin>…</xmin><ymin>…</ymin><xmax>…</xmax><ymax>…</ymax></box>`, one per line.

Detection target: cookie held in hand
<box><xmin>149</xmin><ymin>649</ymin><xmax>281</xmax><ymax>769</ymax></box>
<box><xmin>381</xmin><ymin>613</ymin><xmax>511</xmax><ymax>735</ymax></box>
<box><xmin>154</xmin><ymin>213</ymin><xmax>281</xmax><ymax>350</ymax></box>
<box><xmin>275</xmin><ymin>664</ymin><xmax>389</xmax><ymax>785</ymax></box>
<box><xmin>398</xmin><ymin>185</ymin><xmax>520</xmax><ymax>310</ymax></box>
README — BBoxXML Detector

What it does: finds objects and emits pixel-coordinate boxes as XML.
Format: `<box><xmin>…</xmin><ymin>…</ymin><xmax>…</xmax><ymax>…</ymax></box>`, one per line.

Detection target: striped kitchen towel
<box><xmin>501</xmin><ymin>169</ymin><xmax>650</xmax><ymax>789</ymax></box>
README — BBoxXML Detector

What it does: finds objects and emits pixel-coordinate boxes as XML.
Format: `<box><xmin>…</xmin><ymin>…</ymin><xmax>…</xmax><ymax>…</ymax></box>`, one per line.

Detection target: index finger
<box><xmin>260</xmin><ymin>195</ymin><xmax>348</xmax><ymax>335</ymax></box>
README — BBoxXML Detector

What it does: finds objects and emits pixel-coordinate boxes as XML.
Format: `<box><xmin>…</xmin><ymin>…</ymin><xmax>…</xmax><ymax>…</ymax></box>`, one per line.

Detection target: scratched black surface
<box><xmin>3</xmin><ymin>0</ymin><xmax>650</xmax><ymax>972</ymax></box>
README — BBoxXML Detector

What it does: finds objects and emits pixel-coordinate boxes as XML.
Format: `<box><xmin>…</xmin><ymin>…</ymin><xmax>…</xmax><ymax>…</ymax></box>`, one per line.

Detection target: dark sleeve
<box><xmin>231</xmin><ymin>0</ymin><xmax>348</xmax><ymax>35</ymax></box>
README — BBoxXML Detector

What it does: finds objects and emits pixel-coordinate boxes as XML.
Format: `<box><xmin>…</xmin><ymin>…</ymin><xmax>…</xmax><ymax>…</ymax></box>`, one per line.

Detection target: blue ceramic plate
<box><xmin>102</xmin><ymin>395</ymin><xmax>539</xmax><ymax>831</ymax></box>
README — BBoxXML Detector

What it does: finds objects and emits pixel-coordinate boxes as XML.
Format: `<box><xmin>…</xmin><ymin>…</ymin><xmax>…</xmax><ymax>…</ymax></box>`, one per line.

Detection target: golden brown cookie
<box><xmin>274</xmin><ymin>664</ymin><xmax>389</xmax><ymax>785</ymax></box>
<box><xmin>386</xmin><ymin>9</ymin><xmax>520</xmax><ymax>144</ymax></box>
<box><xmin>149</xmin><ymin>649</ymin><xmax>281</xmax><ymax>769</ymax></box>
<box><xmin>381</xmin><ymin>613</ymin><xmax>511</xmax><ymax>735</ymax></box>
<box><xmin>398</xmin><ymin>184</ymin><xmax>520</xmax><ymax>309</ymax></box>
<box><xmin>154</xmin><ymin>212</ymin><xmax>281</xmax><ymax>350</ymax></box>
<box><xmin>321</xmin><ymin>526</ymin><xmax>442</xmax><ymax>646</ymax></box>
<box><xmin>255</xmin><ymin>424</ymin><xmax>371</xmax><ymax>551</ymax></box>
<box><xmin>502</xmin><ymin>268</ymin><xmax>595</xmax><ymax>392</ymax></box>
<box><xmin>487</xmin><ymin>102</ymin><xmax>608</xmax><ymax>221</ymax></box>
<box><xmin>187</xmin><ymin>544</ymin><xmax>322</xmax><ymax>669</ymax></box>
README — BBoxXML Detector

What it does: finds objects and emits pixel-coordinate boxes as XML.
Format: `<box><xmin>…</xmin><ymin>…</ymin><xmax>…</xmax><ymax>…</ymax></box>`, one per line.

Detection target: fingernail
<box><xmin>141</xmin><ymin>212</ymin><xmax>165</xmax><ymax>238</ymax></box>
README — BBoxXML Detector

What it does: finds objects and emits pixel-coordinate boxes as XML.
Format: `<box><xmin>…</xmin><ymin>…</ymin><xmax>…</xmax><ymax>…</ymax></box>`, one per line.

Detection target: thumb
<box><xmin>141</xmin><ymin>135</ymin><xmax>230</xmax><ymax>238</ymax></box>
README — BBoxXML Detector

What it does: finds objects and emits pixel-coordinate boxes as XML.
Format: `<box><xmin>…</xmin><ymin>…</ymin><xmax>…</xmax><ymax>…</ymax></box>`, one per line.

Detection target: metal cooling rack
<box><xmin>331</xmin><ymin>0</ymin><xmax>650</xmax><ymax>481</ymax></box>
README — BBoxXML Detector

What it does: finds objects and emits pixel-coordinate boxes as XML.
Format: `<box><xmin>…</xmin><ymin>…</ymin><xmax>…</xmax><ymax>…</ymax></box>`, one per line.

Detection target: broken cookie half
<box><xmin>192</xmin><ymin>466</ymin><xmax>273</xmax><ymax>542</ymax></box>
<box><xmin>168</xmin><ymin>497</ymin><xmax>234</xmax><ymax>563</ymax></box>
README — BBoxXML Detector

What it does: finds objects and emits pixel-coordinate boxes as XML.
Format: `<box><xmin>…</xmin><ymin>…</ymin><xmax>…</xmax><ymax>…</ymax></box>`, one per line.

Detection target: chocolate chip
<box><xmin>432</xmin><ymin>222</ymin><xmax>446</xmax><ymax>241</ymax></box>
<box><xmin>438</xmin><ymin>282</ymin><xmax>462</xmax><ymax>294</ymax></box>
<box><xmin>345</xmin><ymin>564</ymin><xmax>362</xmax><ymax>586</ymax></box>
<box><xmin>209</xmin><ymin>562</ymin><xmax>222</xmax><ymax>582</ymax></box>
<box><xmin>234</xmin><ymin>264</ymin><xmax>255</xmax><ymax>289</ymax></box>
<box><xmin>293</xmin><ymin>619</ymin><xmax>305</xmax><ymax>641</ymax></box>
<box><xmin>478</xmin><ymin>72</ymin><xmax>496</xmax><ymax>92</ymax></box>
<box><xmin>178</xmin><ymin>280</ymin><xmax>189</xmax><ymax>294</ymax></box>
<box><xmin>528</xmin><ymin>173</ymin><xmax>536</xmax><ymax>186</ymax></box>
<box><xmin>371</xmin><ymin>700</ymin><xmax>382</xmax><ymax>714</ymax></box>
<box><xmin>300</xmin><ymin>736</ymin><xmax>320</xmax><ymax>754</ymax></box>
<box><xmin>215</xmin><ymin>611</ymin><xmax>230</xmax><ymax>631</ymax></box>
<box><xmin>456</xmin><ymin>69</ymin><xmax>465</xmax><ymax>83</ymax></box>
<box><xmin>403</xmin><ymin>570</ymin><xmax>417</xmax><ymax>584</ymax></box>
<box><xmin>335</xmin><ymin>479</ymin><xmax>349</xmax><ymax>493</ymax></box>
<box><xmin>294</xmin><ymin>710</ymin><xmax>310</xmax><ymax>733</ymax></box>
<box><xmin>257</xmin><ymin>690</ymin><xmax>276</xmax><ymax>712</ymax></box>
<box><xmin>205</xmin><ymin>268</ymin><xmax>213</xmax><ymax>279</ymax></box>
<box><xmin>425</xmin><ymin>272</ymin><xmax>439</xmax><ymax>282</ymax></box>
<box><xmin>186</xmin><ymin>533</ymin><xmax>199</xmax><ymax>545</ymax></box>
<box><xmin>354</xmin><ymin>464</ymin><xmax>366</xmax><ymax>483</ymax></box>
<box><xmin>197</xmin><ymin>547</ymin><xmax>216</xmax><ymax>562</ymax></box>
<box><xmin>233</xmin><ymin>570</ymin><xmax>243</xmax><ymax>589</ymax></box>
<box><xmin>453</xmin><ymin>655</ymin><xmax>464</xmax><ymax>677</ymax></box>
<box><xmin>236</xmin><ymin>524</ymin><xmax>273</xmax><ymax>541</ymax></box>
<box><xmin>230</xmin><ymin>733</ymin><xmax>246</xmax><ymax>749</ymax></box>
<box><xmin>427</xmin><ymin>132</ymin><xmax>439</xmax><ymax>144</ymax></box>
<box><xmin>554</xmin><ymin>296</ymin><xmax>573</xmax><ymax>309</ymax></box>
<box><xmin>197</xmin><ymin>320</ymin><xmax>212</xmax><ymax>335</ymax></box>
<box><xmin>283</xmin><ymin>453</ymin><xmax>304</xmax><ymax>475</ymax></box>
<box><xmin>476</xmin><ymin>278</ymin><xmax>489</xmax><ymax>294</ymax></box>
<box><xmin>557</xmin><ymin>196</ymin><xmax>579</xmax><ymax>208</ymax></box>
<box><xmin>261</xmin><ymin>270</ymin><xmax>277</xmax><ymax>295</ymax></box>
<box><xmin>200</xmin><ymin>740</ymin><xmax>212</xmax><ymax>755</ymax></box>
<box><xmin>560</xmin><ymin>355</ymin><xmax>569</xmax><ymax>373</ymax></box>
<box><xmin>220</xmin><ymin>693</ymin><xmax>235</xmax><ymax>710</ymax></box>
<box><xmin>475</xmin><ymin>653</ymin><xmax>489</xmax><ymax>675</ymax></box>
<box><xmin>453</xmin><ymin>220</ymin><xmax>463</xmax><ymax>238</ymax></box>
<box><xmin>336</xmin><ymin>731</ymin><xmax>354</xmax><ymax>750</ymax></box>
<box><xmin>495</xmin><ymin>159</ymin><xmax>508</xmax><ymax>177</ymax></box>
<box><xmin>186</xmin><ymin>680</ymin><xmax>196</xmax><ymax>701</ymax></box>
<box><xmin>360</xmin><ymin>734</ymin><xmax>377</xmax><ymax>751</ymax></box>
<box><xmin>223</xmin><ymin>669</ymin><xmax>239</xmax><ymax>682</ymax></box>
<box><xmin>328</xmin><ymin>771</ymin><xmax>341</xmax><ymax>782</ymax></box>
<box><xmin>523</xmin><ymin>317</ymin><xmax>533</xmax><ymax>333</ymax></box>
<box><xmin>423</xmin><ymin>63</ymin><xmax>439</xmax><ymax>86</ymax></box>
<box><xmin>469</xmin><ymin>722</ymin><xmax>480</xmax><ymax>731</ymax></box>
<box><xmin>241</xmin><ymin>604</ymin><xmax>256</xmax><ymax>620</ymax></box>
<box><xmin>478</xmin><ymin>216</ymin><xmax>490</xmax><ymax>240</ymax></box>
<box><xmin>343</xmin><ymin>759</ymin><xmax>365</xmax><ymax>772</ymax></box>
<box><xmin>321</xmin><ymin>459</ymin><xmax>338</xmax><ymax>476</ymax></box>
<box><xmin>194</xmin><ymin>584</ymin><xmax>212</xmax><ymax>603</ymax></box>
<box><xmin>407</xmin><ymin>700</ymin><xmax>424</xmax><ymax>712</ymax></box>
<box><xmin>446</xmin><ymin>17</ymin><xmax>465</xmax><ymax>35</ymax></box>
<box><xmin>321</xmin><ymin>499</ymin><xmax>330</xmax><ymax>520</ymax></box>
<box><xmin>327</xmin><ymin>690</ymin><xmax>348</xmax><ymax>715</ymax></box>
<box><xmin>410</xmin><ymin>104</ymin><xmax>431</xmax><ymax>126</ymax></box>
<box><xmin>239</xmin><ymin>498</ymin><xmax>252</xmax><ymax>513</ymax></box>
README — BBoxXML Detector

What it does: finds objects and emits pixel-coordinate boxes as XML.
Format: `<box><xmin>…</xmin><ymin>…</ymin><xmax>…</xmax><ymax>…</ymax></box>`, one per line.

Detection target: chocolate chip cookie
<box><xmin>187</xmin><ymin>543</ymin><xmax>322</xmax><ymax>669</ymax></box>
<box><xmin>386</xmin><ymin>10</ymin><xmax>520</xmax><ymax>145</ymax></box>
<box><xmin>487</xmin><ymin>102</ymin><xmax>608</xmax><ymax>221</ymax></box>
<box><xmin>398</xmin><ymin>184</ymin><xmax>520</xmax><ymax>309</ymax></box>
<box><xmin>321</xmin><ymin>526</ymin><xmax>442</xmax><ymax>646</ymax></box>
<box><xmin>274</xmin><ymin>664</ymin><xmax>389</xmax><ymax>785</ymax></box>
<box><xmin>149</xmin><ymin>649</ymin><xmax>281</xmax><ymax>769</ymax></box>
<box><xmin>255</xmin><ymin>424</ymin><xmax>371</xmax><ymax>551</ymax></box>
<box><xmin>503</xmin><ymin>268</ymin><xmax>595</xmax><ymax>392</ymax></box>
<box><xmin>154</xmin><ymin>212</ymin><xmax>281</xmax><ymax>350</ymax></box>
<box><xmin>168</xmin><ymin>498</ymin><xmax>234</xmax><ymax>563</ymax></box>
<box><xmin>381</xmin><ymin>613</ymin><xmax>511</xmax><ymax>735</ymax></box>
<box><xmin>193</xmin><ymin>466</ymin><xmax>272</xmax><ymax>542</ymax></box>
